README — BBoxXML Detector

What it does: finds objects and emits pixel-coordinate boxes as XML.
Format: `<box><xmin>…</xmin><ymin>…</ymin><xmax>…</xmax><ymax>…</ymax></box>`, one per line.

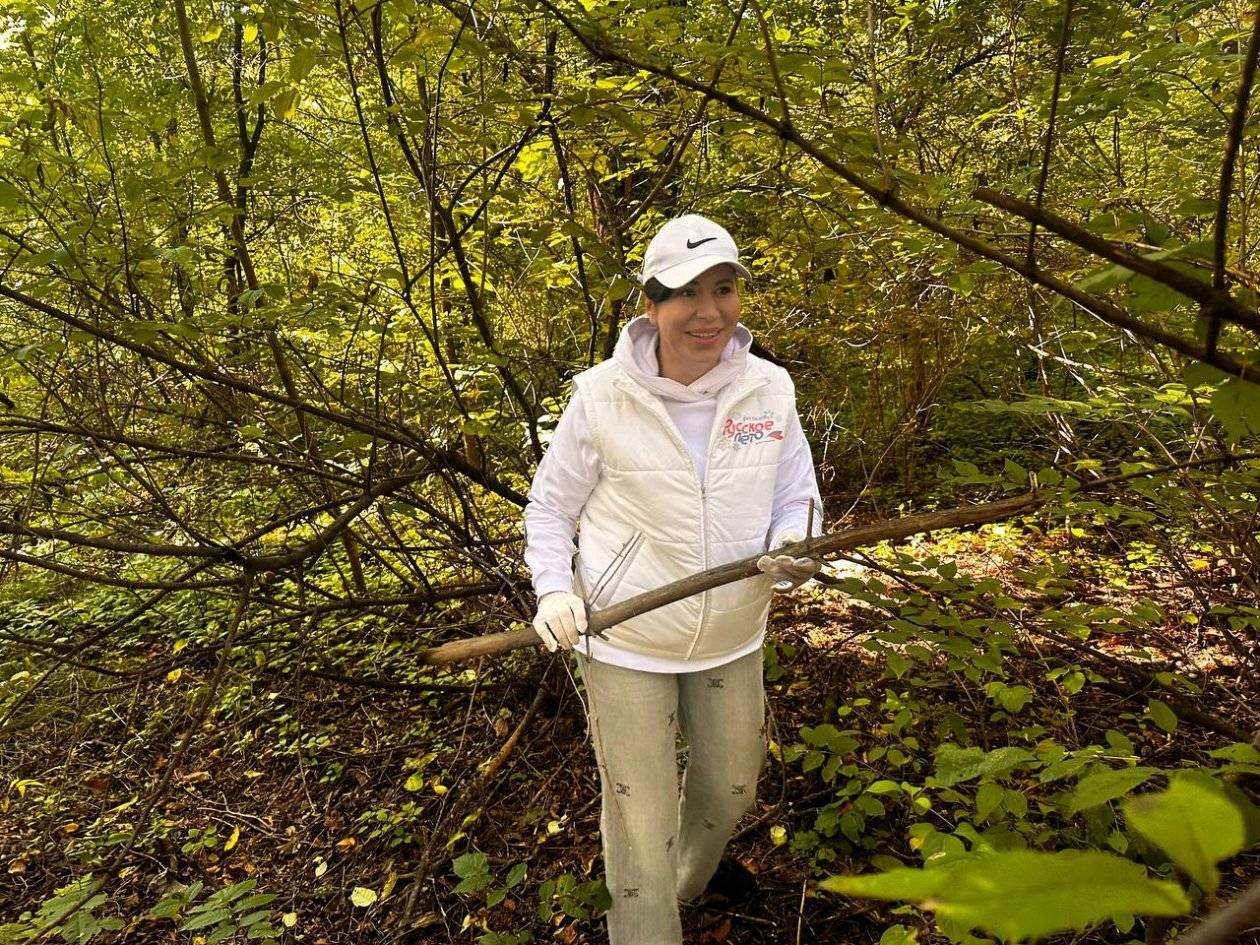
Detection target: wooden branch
<box><xmin>623</xmin><ymin>1</ymin><xmax>747</xmax><ymax>230</ymax></box>
<box><xmin>1209</xmin><ymin>0</ymin><xmax>1260</xmax><ymax>355</ymax></box>
<box><xmin>748</xmin><ymin>0</ymin><xmax>792</xmax><ymax>129</ymax></box>
<box><xmin>171</xmin><ymin>0</ymin><xmax>259</xmax><ymax>290</ymax></box>
<box><xmin>866</xmin><ymin>0</ymin><xmax>890</xmax><ymax>178</ymax></box>
<box><xmin>400</xmin><ymin>672</ymin><xmax>550</xmax><ymax>920</ymax></box>
<box><xmin>1178</xmin><ymin>874</ymin><xmax>1260</xmax><ymax>945</ymax></box>
<box><xmin>265</xmin><ymin>665</ymin><xmax>483</xmax><ymax>693</ymax></box>
<box><xmin>416</xmin><ymin>450</ymin><xmax>1260</xmax><ymax>668</ymax></box>
<box><xmin>1027</xmin><ymin>0</ymin><xmax>1075</xmax><ymax>267</ymax></box>
<box><xmin>534</xmin><ymin>0</ymin><xmax>1260</xmax><ymax>385</ymax></box>
<box><xmin>418</xmin><ymin>493</ymin><xmax>1040</xmax><ymax>666</ymax></box>
<box><xmin>0</xmin><ymin>546</ymin><xmax>235</xmax><ymax>591</ymax></box>
<box><xmin>0</xmin><ymin>283</ymin><xmax>527</xmax><ymax>505</ymax></box>
<box><xmin>249</xmin><ymin>469</ymin><xmax>430</xmax><ymax>572</ymax></box>
<box><xmin>0</xmin><ymin>415</ymin><xmax>361</xmax><ymax>487</ymax></box>
<box><xmin>977</xmin><ymin>188</ymin><xmax>1260</xmax><ymax>336</ymax></box>
<box><xmin>0</xmin><ymin>521</ymin><xmax>236</xmax><ymax>559</ymax></box>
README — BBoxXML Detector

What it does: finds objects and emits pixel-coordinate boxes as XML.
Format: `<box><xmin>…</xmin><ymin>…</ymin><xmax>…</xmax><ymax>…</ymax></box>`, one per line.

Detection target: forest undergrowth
<box><xmin>3</xmin><ymin>516</ymin><xmax>1256</xmax><ymax>945</ymax></box>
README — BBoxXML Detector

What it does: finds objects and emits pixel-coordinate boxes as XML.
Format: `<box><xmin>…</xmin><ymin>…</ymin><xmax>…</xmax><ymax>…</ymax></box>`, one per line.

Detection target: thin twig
<box><xmin>1207</xmin><ymin>0</ymin><xmax>1260</xmax><ymax>355</ymax></box>
<box><xmin>1026</xmin><ymin>0</ymin><xmax>1075</xmax><ymax>268</ymax></box>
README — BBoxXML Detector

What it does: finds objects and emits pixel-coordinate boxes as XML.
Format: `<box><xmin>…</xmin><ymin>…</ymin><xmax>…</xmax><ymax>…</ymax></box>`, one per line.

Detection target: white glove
<box><xmin>757</xmin><ymin>531</ymin><xmax>821</xmax><ymax>592</ymax></box>
<box><xmin>532</xmin><ymin>591</ymin><xmax>588</xmax><ymax>652</ymax></box>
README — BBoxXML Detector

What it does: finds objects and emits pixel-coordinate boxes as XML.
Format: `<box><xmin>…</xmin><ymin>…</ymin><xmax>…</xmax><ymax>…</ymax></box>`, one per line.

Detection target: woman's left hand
<box><xmin>757</xmin><ymin>532</ymin><xmax>822</xmax><ymax>591</ymax></box>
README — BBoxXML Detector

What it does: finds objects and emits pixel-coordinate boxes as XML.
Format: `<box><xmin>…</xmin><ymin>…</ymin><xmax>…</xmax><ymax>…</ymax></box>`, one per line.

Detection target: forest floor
<box><xmin>2</xmin><ymin>525</ymin><xmax>1258</xmax><ymax>944</ymax></box>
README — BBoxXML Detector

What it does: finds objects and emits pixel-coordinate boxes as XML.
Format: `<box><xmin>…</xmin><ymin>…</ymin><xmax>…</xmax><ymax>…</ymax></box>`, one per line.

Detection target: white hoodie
<box><xmin>524</xmin><ymin>316</ymin><xmax>822</xmax><ymax>672</ymax></box>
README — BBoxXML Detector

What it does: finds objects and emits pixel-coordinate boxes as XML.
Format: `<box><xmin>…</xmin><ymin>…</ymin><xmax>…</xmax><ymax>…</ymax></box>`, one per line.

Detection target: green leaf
<box><xmin>1209</xmin><ymin>743</ymin><xmax>1260</xmax><ymax>764</ymax></box>
<box><xmin>1124</xmin><ymin>773</ymin><xmax>1247</xmax><ymax>893</ymax></box>
<box><xmin>1183</xmin><ymin>360</ymin><xmax>1229</xmax><ymax>388</ymax></box>
<box><xmin>181</xmin><ymin>908</ymin><xmax>230</xmax><ymax>931</ymax></box>
<box><xmin>866</xmin><ymin>779</ymin><xmax>902</xmax><ymax>795</ymax></box>
<box><xmin>349</xmin><ymin>887</ymin><xmax>377</xmax><ymax>908</ymax></box>
<box><xmin>290</xmin><ymin>46</ymin><xmax>319</xmax><ymax>81</ymax></box>
<box><xmin>454</xmin><ymin>873</ymin><xmax>493</xmax><ymax>895</ymax></box>
<box><xmin>505</xmin><ymin>862</ymin><xmax>527</xmax><ymax>888</ymax></box>
<box><xmin>452</xmin><ymin>852</ymin><xmax>493</xmax><ymax>895</ymax></box>
<box><xmin>1209</xmin><ymin>379</ymin><xmax>1260</xmax><ymax>441</ymax></box>
<box><xmin>1128</xmin><ymin>275</ymin><xmax>1187</xmax><ymax>313</ymax></box>
<box><xmin>998</xmin><ymin>685</ymin><xmax>1032</xmax><ymax>713</ymax></box>
<box><xmin>886</xmin><ymin>651</ymin><xmax>911</xmax><ymax>678</ymax></box>
<box><xmin>0</xmin><ymin>181</ymin><xmax>24</xmax><ymax>207</ymax></box>
<box><xmin>1076</xmin><ymin>262</ymin><xmax>1135</xmax><ymax>292</ymax></box>
<box><xmin>878</xmin><ymin>924</ymin><xmax>918</xmax><ymax>945</ymax></box>
<box><xmin>819</xmin><ymin>850</ymin><xmax>1189</xmax><ymax>943</ymax></box>
<box><xmin>1067</xmin><ymin>767</ymin><xmax>1157</xmax><ymax>814</ymax></box>
<box><xmin>932</xmin><ymin>746</ymin><xmax>1036</xmax><ymax>787</ymax></box>
<box><xmin>975</xmin><ymin>782</ymin><xmax>1004</xmax><ymax>821</ymax></box>
<box><xmin>1146</xmin><ymin>699</ymin><xmax>1179</xmax><ymax>733</ymax></box>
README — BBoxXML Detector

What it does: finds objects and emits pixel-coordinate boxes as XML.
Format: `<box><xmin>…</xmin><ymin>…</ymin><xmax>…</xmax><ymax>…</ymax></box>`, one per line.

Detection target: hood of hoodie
<box><xmin>612</xmin><ymin>314</ymin><xmax>752</xmax><ymax>403</ymax></box>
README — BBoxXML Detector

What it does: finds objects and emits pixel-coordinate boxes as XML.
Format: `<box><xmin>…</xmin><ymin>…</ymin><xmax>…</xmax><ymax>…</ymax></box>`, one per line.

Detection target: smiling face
<box><xmin>644</xmin><ymin>264</ymin><xmax>741</xmax><ymax>386</ymax></box>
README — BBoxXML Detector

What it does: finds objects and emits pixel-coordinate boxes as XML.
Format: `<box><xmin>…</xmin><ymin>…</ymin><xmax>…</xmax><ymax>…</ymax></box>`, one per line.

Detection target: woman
<box><xmin>524</xmin><ymin>214</ymin><xmax>822</xmax><ymax>944</ymax></box>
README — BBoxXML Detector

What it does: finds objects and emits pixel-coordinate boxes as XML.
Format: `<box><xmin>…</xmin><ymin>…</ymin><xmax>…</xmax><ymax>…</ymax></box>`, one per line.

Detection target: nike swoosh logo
<box><xmin>686</xmin><ymin>237</ymin><xmax>717</xmax><ymax>249</ymax></box>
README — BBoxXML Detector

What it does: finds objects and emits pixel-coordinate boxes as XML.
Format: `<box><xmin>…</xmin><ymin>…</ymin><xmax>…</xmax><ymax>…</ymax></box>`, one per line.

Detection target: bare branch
<box><xmin>533</xmin><ymin>0</ymin><xmax>1260</xmax><ymax>385</ymax></box>
<box><xmin>1208</xmin><ymin>0</ymin><xmax>1260</xmax><ymax>354</ymax></box>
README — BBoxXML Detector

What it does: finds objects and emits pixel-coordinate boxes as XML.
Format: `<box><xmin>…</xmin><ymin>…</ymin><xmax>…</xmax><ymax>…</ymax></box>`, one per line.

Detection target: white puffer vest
<box><xmin>572</xmin><ymin>354</ymin><xmax>796</xmax><ymax>662</ymax></box>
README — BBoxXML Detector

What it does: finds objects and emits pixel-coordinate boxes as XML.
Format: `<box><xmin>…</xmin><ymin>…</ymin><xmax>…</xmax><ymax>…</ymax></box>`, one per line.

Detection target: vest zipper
<box><xmin>688</xmin><ymin>482</ymin><xmax>710</xmax><ymax>659</ymax></box>
<box><xmin>685</xmin><ymin>377</ymin><xmax>765</xmax><ymax>659</ymax></box>
<box><xmin>615</xmin><ymin>374</ymin><xmax>768</xmax><ymax>659</ymax></box>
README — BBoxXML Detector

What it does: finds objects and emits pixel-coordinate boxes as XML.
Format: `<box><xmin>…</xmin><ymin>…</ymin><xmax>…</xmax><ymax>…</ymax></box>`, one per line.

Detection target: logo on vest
<box><xmin>719</xmin><ymin>411</ymin><xmax>784</xmax><ymax>450</ymax></box>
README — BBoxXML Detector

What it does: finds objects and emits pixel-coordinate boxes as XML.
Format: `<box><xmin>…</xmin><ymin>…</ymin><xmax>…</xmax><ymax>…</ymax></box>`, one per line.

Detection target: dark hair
<box><xmin>641</xmin><ymin>277</ymin><xmax>674</xmax><ymax>304</ymax></box>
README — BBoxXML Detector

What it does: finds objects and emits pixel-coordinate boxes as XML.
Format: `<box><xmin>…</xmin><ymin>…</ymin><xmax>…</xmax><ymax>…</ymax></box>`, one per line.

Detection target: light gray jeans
<box><xmin>574</xmin><ymin>648</ymin><xmax>766</xmax><ymax>945</ymax></box>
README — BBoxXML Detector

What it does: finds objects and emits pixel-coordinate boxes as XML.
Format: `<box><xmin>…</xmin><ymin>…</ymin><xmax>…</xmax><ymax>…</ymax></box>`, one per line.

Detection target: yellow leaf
<box><xmin>282</xmin><ymin>912</ymin><xmax>297</xmax><ymax>928</ymax></box>
<box><xmin>224</xmin><ymin>825</ymin><xmax>240</xmax><ymax>852</ymax></box>
<box><xmin>200</xmin><ymin>24</ymin><xmax>223</xmax><ymax>43</ymax></box>
<box><xmin>166</xmin><ymin>668</ymin><xmax>183</xmax><ymax>685</ymax></box>
<box><xmin>381</xmin><ymin>871</ymin><xmax>398</xmax><ymax>901</ymax></box>
<box><xmin>350</xmin><ymin>886</ymin><xmax>377</xmax><ymax>907</ymax></box>
<box><xmin>243</xmin><ymin>23</ymin><xmax>258</xmax><ymax>43</ymax></box>
<box><xmin>273</xmin><ymin>88</ymin><xmax>300</xmax><ymax>120</ymax></box>
<box><xmin>770</xmin><ymin>825</ymin><xmax>787</xmax><ymax>846</ymax></box>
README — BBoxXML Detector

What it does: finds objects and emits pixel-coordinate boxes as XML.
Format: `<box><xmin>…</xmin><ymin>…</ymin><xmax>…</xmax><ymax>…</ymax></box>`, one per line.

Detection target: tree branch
<box><xmin>419</xmin><ymin>492</ymin><xmax>1040</xmax><ymax>666</ymax></box>
<box><xmin>1026</xmin><ymin>0</ymin><xmax>1075</xmax><ymax>268</ymax></box>
<box><xmin>977</xmin><ymin>187</ymin><xmax>1260</xmax><ymax>336</ymax></box>
<box><xmin>535</xmin><ymin>0</ymin><xmax>1260</xmax><ymax>385</ymax></box>
<box><xmin>1208</xmin><ymin>0</ymin><xmax>1260</xmax><ymax>355</ymax></box>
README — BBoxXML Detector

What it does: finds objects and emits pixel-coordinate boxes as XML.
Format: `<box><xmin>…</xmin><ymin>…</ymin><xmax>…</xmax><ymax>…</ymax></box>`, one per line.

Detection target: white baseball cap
<box><xmin>640</xmin><ymin>214</ymin><xmax>752</xmax><ymax>289</ymax></box>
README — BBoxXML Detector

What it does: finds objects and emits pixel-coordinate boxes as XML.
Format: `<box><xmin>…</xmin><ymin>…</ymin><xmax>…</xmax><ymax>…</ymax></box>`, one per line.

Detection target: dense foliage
<box><xmin>1</xmin><ymin>0</ymin><xmax>1258</xmax><ymax>942</ymax></box>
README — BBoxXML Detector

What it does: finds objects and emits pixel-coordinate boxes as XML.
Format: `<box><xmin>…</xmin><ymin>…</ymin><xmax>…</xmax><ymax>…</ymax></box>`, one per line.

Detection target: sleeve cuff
<box><xmin>533</xmin><ymin>573</ymin><xmax>576</xmax><ymax>599</ymax></box>
<box><xmin>769</xmin><ymin>529</ymin><xmax>805</xmax><ymax>550</ymax></box>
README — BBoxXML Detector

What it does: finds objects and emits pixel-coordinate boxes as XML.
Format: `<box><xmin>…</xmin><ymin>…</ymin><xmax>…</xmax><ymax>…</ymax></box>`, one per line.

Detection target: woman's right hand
<box><xmin>532</xmin><ymin>591</ymin><xmax>588</xmax><ymax>652</ymax></box>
